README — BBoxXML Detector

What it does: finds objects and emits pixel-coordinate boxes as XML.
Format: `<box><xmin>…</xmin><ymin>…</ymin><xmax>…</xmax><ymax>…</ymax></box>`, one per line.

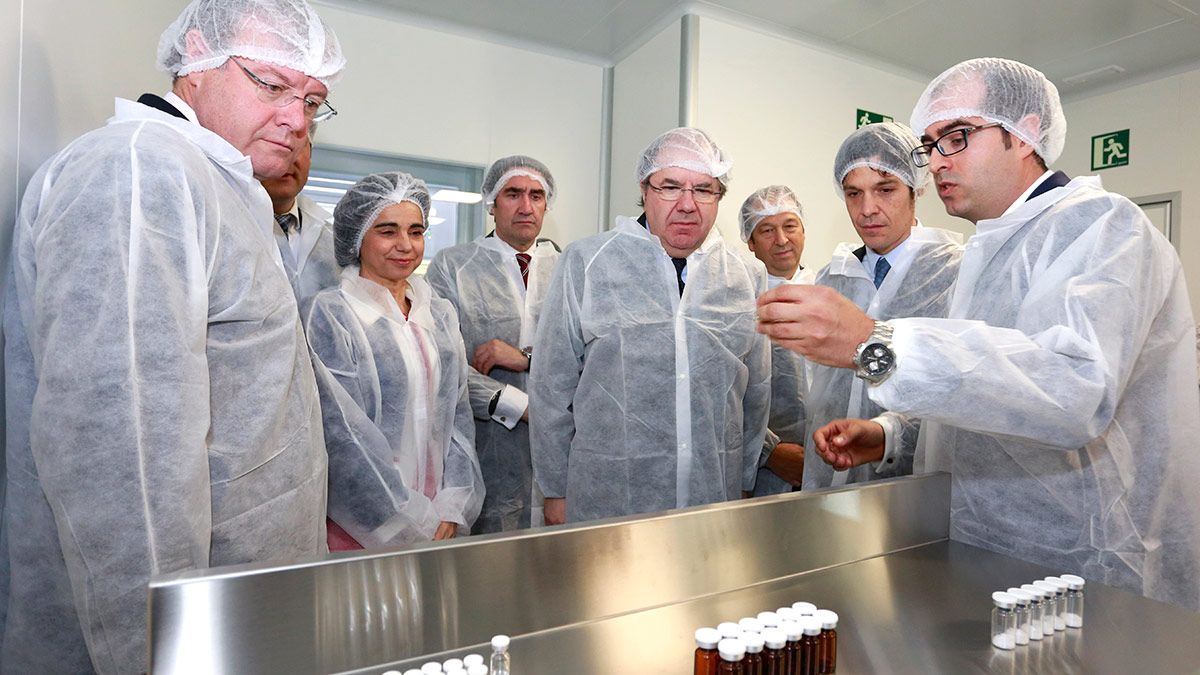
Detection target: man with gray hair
<box><xmin>531</xmin><ymin>128</ymin><xmax>771</xmax><ymax>524</ymax></box>
<box><xmin>1</xmin><ymin>0</ymin><xmax>345</xmax><ymax>670</ymax></box>
<box><xmin>427</xmin><ymin>155</ymin><xmax>561</xmax><ymax>532</ymax></box>
<box><xmin>758</xmin><ymin>58</ymin><xmax>1200</xmax><ymax>609</ymax></box>
<box><xmin>801</xmin><ymin>122</ymin><xmax>962</xmax><ymax>490</ymax></box>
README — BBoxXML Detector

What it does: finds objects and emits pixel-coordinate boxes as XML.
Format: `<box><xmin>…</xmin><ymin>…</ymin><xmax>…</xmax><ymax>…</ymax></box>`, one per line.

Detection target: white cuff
<box><xmin>491</xmin><ymin>384</ymin><xmax>528</xmax><ymax>430</ymax></box>
<box><xmin>871</xmin><ymin>412</ymin><xmax>903</xmax><ymax>471</ymax></box>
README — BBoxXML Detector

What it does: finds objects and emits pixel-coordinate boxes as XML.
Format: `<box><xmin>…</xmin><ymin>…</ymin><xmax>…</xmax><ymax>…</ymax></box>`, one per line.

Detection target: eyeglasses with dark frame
<box><xmin>230</xmin><ymin>57</ymin><xmax>338</xmax><ymax>123</ymax></box>
<box><xmin>911</xmin><ymin>122</ymin><xmax>1004</xmax><ymax>167</ymax></box>
<box><xmin>644</xmin><ymin>182</ymin><xmax>724</xmax><ymax>204</ymax></box>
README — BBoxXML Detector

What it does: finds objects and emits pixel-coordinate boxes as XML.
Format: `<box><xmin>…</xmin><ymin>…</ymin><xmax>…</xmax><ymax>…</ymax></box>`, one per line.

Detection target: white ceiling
<box><xmin>334</xmin><ymin>0</ymin><xmax>1200</xmax><ymax>98</ymax></box>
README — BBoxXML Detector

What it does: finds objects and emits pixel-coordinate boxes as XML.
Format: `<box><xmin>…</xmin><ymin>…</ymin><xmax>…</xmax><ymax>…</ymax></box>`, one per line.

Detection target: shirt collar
<box><xmin>861</xmin><ymin>222</ymin><xmax>920</xmax><ymax>277</ymax></box>
<box><xmin>1001</xmin><ymin>169</ymin><xmax>1055</xmax><ymax>218</ymax></box>
<box><xmin>161</xmin><ymin>91</ymin><xmax>199</xmax><ymax>125</ymax></box>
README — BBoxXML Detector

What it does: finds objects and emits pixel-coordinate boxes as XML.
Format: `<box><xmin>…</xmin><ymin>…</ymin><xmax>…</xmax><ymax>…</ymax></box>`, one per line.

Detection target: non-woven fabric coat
<box><xmin>872</xmin><ymin>177</ymin><xmax>1200</xmax><ymax>610</ymax></box>
<box><xmin>306</xmin><ymin>271</ymin><xmax>484</xmax><ymax>547</ymax></box>
<box><xmin>0</xmin><ymin>98</ymin><xmax>328</xmax><ymax>673</ymax></box>
<box><xmin>802</xmin><ymin>226</ymin><xmax>963</xmax><ymax>489</ymax></box>
<box><xmin>530</xmin><ymin>216</ymin><xmax>771</xmax><ymax>523</ymax></box>
<box><xmin>275</xmin><ymin>193</ymin><xmax>339</xmax><ymax>313</ymax></box>
<box><xmin>426</xmin><ymin>236</ymin><xmax>559</xmax><ymax>533</ymax></box>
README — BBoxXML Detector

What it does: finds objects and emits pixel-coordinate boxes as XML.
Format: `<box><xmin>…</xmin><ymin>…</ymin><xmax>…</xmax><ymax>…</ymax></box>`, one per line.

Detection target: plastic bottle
<box><xmin>695</xmin><ymin>627</ymin><xmax>722</xmax><ymax>675</ymax></box>
<box><xmin>739</xmin><ymin>617</ymin><xmax>764</xmax><ymax>635</ymax></box>
<box><xmin>761</xmin><ymin>627</ymin><xmax>787</xmax><ymax>675</ymax></box>
<box><xmin>1020</xmin><ymin>583</ymin><xmax>1046</xmax><ymax>640</ymax></box>
<box><xmin>717</xmin><ymin>638</ymin><xmax>747</xmax><ymax>675</ymax></box>
<box><xmin>990</xmin><ymin>591</ymin><xmax>1017</xmax><ymax>650</ymax></box>
<box><xmin>791</xmin><ymin>602</ymin><xmax>817</xmax><ymax>617</ymax></box>
<box><xmin>798</xmin><ymin>617</ymin><xmax>822</xmax><ymax>675</ymax></box>
<box><xmin>489</xmin><ymin>635</ymin><xmax>511</xmax><ymax>675</ymax></box>
<box><xmin>1034</xmin><ymin>580</ymin><xmax>1065</xmax><ymax>632</ymax></box>
<box><xmin>780</xmin><ymin>620</ymin><xmax>803</xmax><ymax>675</ymax></box>
<box><xmin>814</xmin><ymin>609</ymin><xmax>838</xmax><ymax>673</ymax></box>
<box><xmin>742</xmin><ymin>631</ymin><xmax>765</xmax><ymax>675</ymax></box>
<box><xmin>1005</xmin><ymin>588</ymin><xmax>1033</xmax><ymax>646</ymax></box>
<box><xmin>1060</xmin><ymin>574</ymin><xmax>1086</xmax><ymax>628</ymax></box>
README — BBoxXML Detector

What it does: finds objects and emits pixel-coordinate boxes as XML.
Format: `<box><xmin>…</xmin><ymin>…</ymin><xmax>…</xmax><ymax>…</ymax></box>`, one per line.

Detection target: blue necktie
<box><xmin>671</xmin><ymin>258</ymin><xmax>687</xmax><ymax>296</ymax></box>
<box><xmin>873</xmin><ymin>257</ymin><xmax>891</xmax><ymax>288</ymax></box>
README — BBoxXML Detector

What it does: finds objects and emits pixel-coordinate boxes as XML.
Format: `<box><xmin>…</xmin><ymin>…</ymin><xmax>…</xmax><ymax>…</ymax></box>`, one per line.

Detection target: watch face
<box><xmin>863</xmin><ymin>342</ymin><xmax>895</xmax><ymax>374</ymax></box>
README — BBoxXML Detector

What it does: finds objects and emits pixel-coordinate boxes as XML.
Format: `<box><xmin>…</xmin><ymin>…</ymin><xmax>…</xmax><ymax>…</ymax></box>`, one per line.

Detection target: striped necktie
<box><xmin>873</xmin><ymin>257</ymin><xmax>891</xmax><ymax>288</ymax></box>
<box><xmin>516</xmin><ymin>253</ymin><xmax>531</xmax><ymax>288</ymax></box>
<box><xmin>276</xmin><ymin>213</ymin><xmax>299</xmax><ymax>235</ymax></box>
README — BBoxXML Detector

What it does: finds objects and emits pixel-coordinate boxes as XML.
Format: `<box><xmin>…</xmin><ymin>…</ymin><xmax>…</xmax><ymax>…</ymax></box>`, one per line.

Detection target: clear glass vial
<box><xmin>991</xmin><ymin>591</ymin><xmax>1017</xmax><ymax>650</ymax></box>
<box><xmin>1060</xmin><ymin>574</ymin><xmax>1086</xmax><ymax>628</ymax></box>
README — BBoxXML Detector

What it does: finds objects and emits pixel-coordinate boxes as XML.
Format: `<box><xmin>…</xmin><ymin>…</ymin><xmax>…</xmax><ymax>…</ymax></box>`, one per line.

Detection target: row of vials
<box><xmin>382</xmin><ymin>634</ymin><xmax>511</xmax><ymax>675</ymax></box>
<box><xmin>694</xmin><ymin>601</ymin><xmax>840</xmax><ymax>675</ymax></box>
<box><xmin>991</xmin><ymin>575</ymin><xmax>1086</xmax><ymax>650</ymax></box>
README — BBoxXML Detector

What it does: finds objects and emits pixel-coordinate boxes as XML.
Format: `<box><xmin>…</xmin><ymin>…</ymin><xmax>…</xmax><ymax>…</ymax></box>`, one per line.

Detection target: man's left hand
<box><xmin>765</xmin><ymin>442</ymin><xmax>805</xmax><ymax>486</ymax></box>
<box><xmin>472</xmin><ymin>339</ymin><xmax>530</xmax><ymax>375</ymax></box>
<box><xmin>756</xmin><ymin>284</ymin><xmax>875</xmax><ymax>368</ymax></box>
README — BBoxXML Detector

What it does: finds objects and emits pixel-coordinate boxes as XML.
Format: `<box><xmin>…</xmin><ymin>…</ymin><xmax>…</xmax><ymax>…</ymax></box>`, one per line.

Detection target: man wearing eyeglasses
<box><xmin>262</xmin><ymin>132</ymin><xmax>340</xmax><ymax>311</ymax></box>
<box><xmin>530</xmin><ymin>127</ymin><xmax>771</xmax><ymax>525</ymax></box>
<box><xmin>758</xmin><ymin>58</ymin><xmax>1200</xmax><ymax>610</ymax></box>
<box><xmin>0</xmin><ymin>1</ymin><xmax>345</xmax><ymax>670</ymax></box>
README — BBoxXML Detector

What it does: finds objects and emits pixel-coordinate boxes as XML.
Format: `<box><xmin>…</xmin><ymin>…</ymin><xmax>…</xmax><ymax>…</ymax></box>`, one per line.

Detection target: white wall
<box><xmin>314</xmin><ymin>5</ymin><xmax>605</xmax><ymax>245</ymax></box>
<box><xmin>692</xmin><ymin>17</ymin><xmax>971</xmax><ymax>271</ymax></box>
<box><xmin>609</xmin><ymin>21</ymin><xmax>681</xmax><ymax>226</ymax></box>
<box><xmin>1060</xmin><ymin>68</ymin><xmax>1200</xmax><ymax>318</ymax></box>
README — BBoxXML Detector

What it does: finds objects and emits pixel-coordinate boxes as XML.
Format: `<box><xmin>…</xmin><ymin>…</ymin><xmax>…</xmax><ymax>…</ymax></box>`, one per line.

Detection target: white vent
<box><xmin>1062</xmin><ymin>64</ymin><xmax>1126</xmax><ymax>87</ymax></box>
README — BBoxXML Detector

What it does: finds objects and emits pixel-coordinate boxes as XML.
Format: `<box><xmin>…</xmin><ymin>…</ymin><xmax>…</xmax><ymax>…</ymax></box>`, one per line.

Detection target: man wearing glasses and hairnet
<box><xmin>758</xmin><ymin>58</ymin><xmax>1200</xmax><ymax>610</ymax></box>
<box><xmin>530</xmin><ymin>127</ymin><xmax>771</xmax><ymax>525</ymax></box>
<box><xmin>0</xmin><ymin>0</ymin><xmax>345</xmax><ymax>670</ymax></box>
<box><xmin>427</xmin><ymin>156</ymin><xmax>561</xmax><ymax>533</ymax></box>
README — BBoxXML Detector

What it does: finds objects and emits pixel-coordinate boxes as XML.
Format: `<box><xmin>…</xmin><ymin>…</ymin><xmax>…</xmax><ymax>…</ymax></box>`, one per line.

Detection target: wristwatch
<box><xmin>521</xmin><ymin>346</ymin><xmax>533</xmax><ymax>368</ymax></box>
<box><xmin>853</xmin><ymin>320</ymin><xmax>896</xmax><ymax>384</ymax></box>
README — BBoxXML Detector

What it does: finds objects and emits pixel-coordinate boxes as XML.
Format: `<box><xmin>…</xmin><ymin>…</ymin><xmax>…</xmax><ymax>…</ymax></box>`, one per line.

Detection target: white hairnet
<box><xmin>636</xmin><ymin>127</ymin><xmax>733</xmax><ymax>186</ymax></box>
<box><xmin>739</xmin><ymin>185</ymin><xmax>804</xmax><ymax>242</ymax></box>
<box><xmin>333</xmin><ymin>172</ymin><xmax>431</xmax><ymax>267</ymax></box>
<box><xmin>834</xmin><ymin>122</ymin><xmax>929</xmax><ymax>197</ymax></box>
<box><xmin>482</xmin><ymin>155</ymin><xmax>556</xmax><ymax>209</ymax></box>
<box><xmin>158</xmin><ymin>0</ymin><xmax>346</xmax><ymax>86</ymax></box>
<box><xmin>910</xmin><ymin>57</ymin><xmax>1067</xmax><ymax>165</ymax></box>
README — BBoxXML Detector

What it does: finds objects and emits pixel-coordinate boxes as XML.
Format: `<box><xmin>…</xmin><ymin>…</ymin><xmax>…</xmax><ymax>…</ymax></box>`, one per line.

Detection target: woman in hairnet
<box><xmin>306</xmin><ymin>172</ymin><xmax>484</xmax><ymax>549</ymax></box>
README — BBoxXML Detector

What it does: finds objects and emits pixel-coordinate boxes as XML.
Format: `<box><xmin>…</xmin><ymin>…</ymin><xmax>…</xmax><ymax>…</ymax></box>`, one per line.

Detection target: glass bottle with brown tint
<box><xmin>717</xmin><ymin>638</ymin><xmax>747</xmax><ymax>675</ymax></box>
<box><xmin>694</xmin><ymin>627</ymin><xmax>721</xmax><ymax>675</ymax></box>
<box><xmin>780</xmin><ymin>621</ymin><xmax>802</xmax><ymax>675</ymax></box>
<box><xmin>798</xmin><ymin>618</ymin><xmax>822</xmax><ymax>675</ymax></box>
<box><xmin>814</xmin><ymin>610</ymin><xmax>839</xmax><ymax>673</ymax></box>
<box><xmin>742</xmin><ymin>632</ymin><xmax>765</xmax><ymax>675</ymax></box>
<box><xmin>761</xmin><ymin>628</ymin><xmax>787</xmax><ymax>675</ymax></box>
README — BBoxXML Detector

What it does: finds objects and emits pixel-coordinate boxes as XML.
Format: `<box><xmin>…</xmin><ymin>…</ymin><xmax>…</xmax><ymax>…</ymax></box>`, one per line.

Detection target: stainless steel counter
<box><xmin>148</xmin><ymin>474</ymin><xmax>1200</xmax><ymax>673</ymax></box>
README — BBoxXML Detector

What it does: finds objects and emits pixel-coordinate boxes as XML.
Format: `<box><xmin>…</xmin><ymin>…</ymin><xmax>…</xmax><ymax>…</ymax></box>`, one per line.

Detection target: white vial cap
<box><xmin>1021</xmin><ymin>583</ymin><xmax>1047</xmax><ymax>599</ymax></box>
<box><xmin>791</xmin><ymin>601</ymin><xmax>817</xmax><ymax>615</ymax></box>
<box><xmin>1044</xmin><ymin>576</ymin><xmax>1069</xmax><ymax>593</ymax></box>
<box><xmin>695</xmin><ymin>627</ymin><xmax>721</xmax><ymax>649</ymax></box>
<box><xmin>403</xmin><ymin>670</ymin><xmax>422</xmax><ymax>675</ymax></box>
<box><xmin>421</xmin><ymin>662</ymin><xmax>443</xmax><ymax>674</ymax></box>
<box><xmin>800</xmin><ymin>617</ymin><xmax>823</xmax><ymax>636</ymax></box>
<box><xmin>743</xmin><ymin>632</ymin><xmax>765</xmax><ymax>653</ymax></box>
<box><xmin>780</xmin><ymin>620</ymin><xmax>803</xmax><ymax>640</ymax></box>
<box><xmin>756</xmin><ymin>611</ymin><xmax>779</xmax><ymax>627</ymax></box>
<box><xmin>776</xmin><ymin>607</ymin><xmax>798</xmax><ymax>622</ymax></box>
<box><xmin>992</xmin><ymin>591</ymin><xmax>1017</xmax><ymax>609</ymax></box>
<box><xmin>490</xmin><ymin>635</ymin><xmax>510</xmax><ymax>652</ymax></box>
<box><xmin>1060</xmin><ymin>574</ymin><xmax>1085</xmax><ymax>590</ymax></box>
<box><xmin>814</xmin><ymin>609</ymin><xmax>839</xmax><ymax>629</ymax></box>
<box><xmin>762</xmin><ymin>627</ymin><xmax>787</xmax><ymax>649</ymax></box>
<box><xmin>1005</xmin><ymin>588</ymin><xmax>1033</xmax><ymax>605</ymax></box>
<box><xmin>717</xmin><ymin>638</ymin><xmax>746</xmax><ymax>662</ymax></box>
<box><xmin>1033</xmin><ymin>580</ymin><xmax>1060</xmax><ymax>596</ymax></box>
<box><xmin>443</xmin><ymin>659</ymin><xmax>464</xmax><ymax>672</ymax></box>
<box><xmin>462</xmin><ymin>654</ymin><xmax>484</xmax><ymax>668</ymax></box>
<box><xmin>717</xmin><ymin>621</ymin><xmax>742</xmax><ymax>639</ymax></box>
<box><xmin>466</xmin><ymin>666</ymin><xmax>488</xmax><ymax>675</ymax></box>
<box><xmin>381</xmin><ymin>671</ymin><xmax>402</xmax><ymax>675</ymax></box>
<box><xmin>738</xmin><ymin>617</ymin><xmax>763</xmax><ymax>633</ymax></box>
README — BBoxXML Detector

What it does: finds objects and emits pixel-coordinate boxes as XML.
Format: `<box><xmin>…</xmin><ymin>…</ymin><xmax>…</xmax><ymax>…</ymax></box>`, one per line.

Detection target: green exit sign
<box><xmin>1091</xmin><ymin>129</ymin><xmax>1130</xmax><ymax>170</ymax></box>
<box><xmin>856</xmin><ymin>109</ymin><xmax>893</xmax><ymax>128</ymax></box>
